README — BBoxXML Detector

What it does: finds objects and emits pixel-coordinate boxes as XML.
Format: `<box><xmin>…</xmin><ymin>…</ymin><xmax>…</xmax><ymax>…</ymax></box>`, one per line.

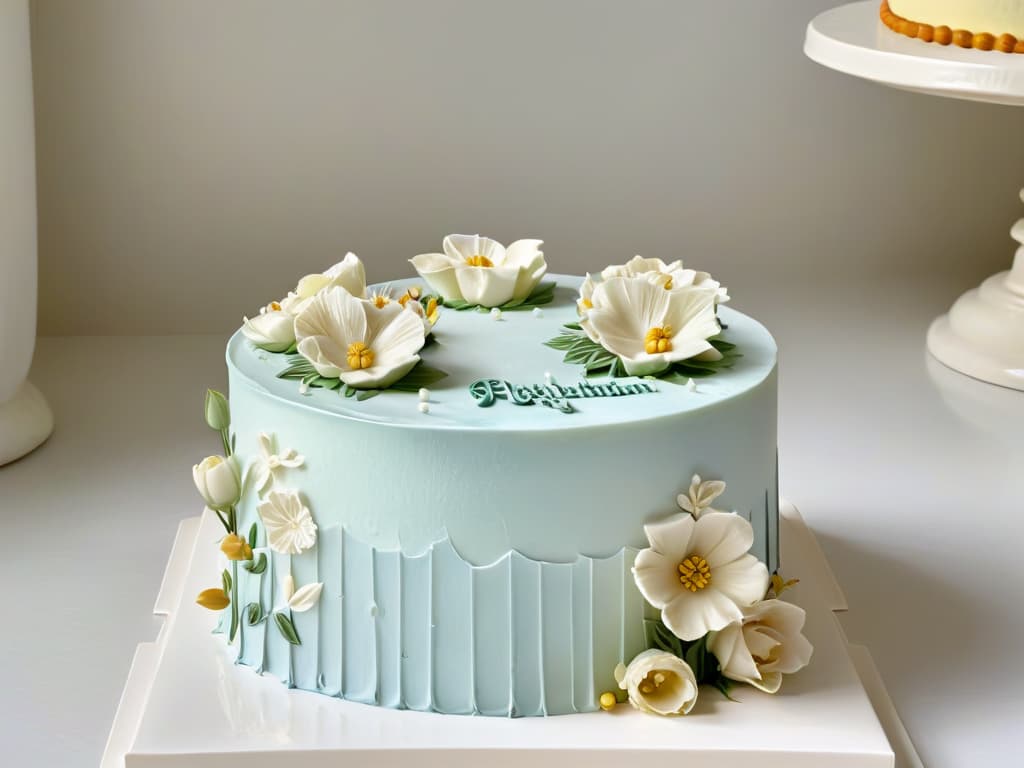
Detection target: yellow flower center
<box><xmin>638</xmin><ymin>670</ymin><xmax>669</xmax><ymax>695</ymax></box>
<box><xmin>269</xmin><ymin>301</ymin><xmax>282</xmax><ymax>311</ymax></box>
<box><xmin>580</xmin><ymin>298</ymin><xmax>593</xmax><ymax>310</ymax></box>
<box><xmin>347</xmin><ymin>342</ymin><xmax>375</xmax><ymax>369</ymax></box>
<box><xmin>425</xmin><ymin>297</ymin><xmax>440</xmax><ymax>325</ymax></box>
<box><xmin>644</xmin><ymin>326</ymin><xmax>673</xmax><ymax>354</ymax></box>
<box><xmin>663</xmin><ymin>277</ymin><xmax>673</xmax><ymax>290</ymax></box>
<box><xmin>398</xmin><ymin>286</ymin><xmax>421</xmax><ymax>306</ymax></box>
<box><xmin>678</xmin><ymin>554</ymin><xmax>711</xmax><ymax>592</ymax></box>
<box><xmin>465</xmin><ymin>254</ymin><xmax>494</xmax><ymax>268</ymax></box>
<box><xmin>370</xmin><ymin>292</ymin><xmax>390</xmax><ymax>309</ymax></box>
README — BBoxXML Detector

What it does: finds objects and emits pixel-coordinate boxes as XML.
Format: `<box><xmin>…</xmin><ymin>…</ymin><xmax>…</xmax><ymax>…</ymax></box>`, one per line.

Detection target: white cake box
<box><xmin>102</xmin><ymin>502</ymin><xmax>919</xmax><ymax>767</ymax></box>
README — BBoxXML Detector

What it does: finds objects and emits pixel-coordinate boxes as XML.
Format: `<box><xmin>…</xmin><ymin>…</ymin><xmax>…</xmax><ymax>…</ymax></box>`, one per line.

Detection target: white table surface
<box><xmin>2</xmin><ymin>274</ymin><xmax>1022</xmax><ymax>767</ymax></box>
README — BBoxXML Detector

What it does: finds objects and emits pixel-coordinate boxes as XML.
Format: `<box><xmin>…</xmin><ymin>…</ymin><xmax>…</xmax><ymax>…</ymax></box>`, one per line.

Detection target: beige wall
<box><xmin>30</xmin><ymin>0</ymin><xmax>1024</xmax><ymax>335</ymax></box>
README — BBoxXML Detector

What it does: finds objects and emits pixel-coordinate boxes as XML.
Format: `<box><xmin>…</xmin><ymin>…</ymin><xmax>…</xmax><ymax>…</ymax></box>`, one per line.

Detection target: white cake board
<box><xmin>102</xmin><ymin>503</ymin><xmax>921</xmax><ymax>768</ymax></box>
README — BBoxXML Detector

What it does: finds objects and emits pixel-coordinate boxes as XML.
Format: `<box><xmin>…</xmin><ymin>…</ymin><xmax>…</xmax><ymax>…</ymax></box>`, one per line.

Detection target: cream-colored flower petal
<box><xmin>409</xmin><ymin>254</ymin><xmax>464</xmax><ymax>301</ymax></box>
<box><xmin>642</xmin><ymin>513</ymin><xmax>695</xmax><ymax>562</ymax></box>
<box><xmin>278</xmin><ymin>452</ymin><xmax>304</xmax><ymax>468</ymax></box>
<box><xmin>632</xmin><ymin>549</ymin><xmax>682</xmax><ymax>609</ymax></box>
<box><xmin>281</xmin><ymin>573</ymin><xmax>296</xmax><ymax>603</ymax></box>
<box><xmin>619</xmin><ymin>352</ymin><xmax>673</xmax><ymax>377</ymax></box>
<box><xmin>296</xmin><ymin>337</ymin><xmax>345</xmax><ymax>378</ymax></box>
<box><xmin>708</xmin><ymin>621</ymin><xmax>763</xmax><ymax>683</ymax></box>
<box><xmin>661</xmin><ymin>587</ymin><xmax>744</xmax><ymax>641</ymax></box>
<box><xmin>338</xmin><ymin>355</ymin><xmax>420</xmax><ymax>389</ymax></box>
<box><xmin>295</xmin><ymin>273</ymin><xmax>332</xmax><ymax>299</ymax></box>
<box><xmin>368</xmin><ymin>302</ymin><xmax>426</xmax><ymax>360</ymax></box>
<box><xmin>444</xmin><ymin>234</ymin><xmax>505</xmax><ymax>264</ymax></box>
<box><xmin>746</xmin><ymin>600</ymin><xmax>814</xmax><ymax>674</ymax></box>
<box><xmin>288</xmin><ymin>582</ymin><xmax>324</xmax><ymax>613</ymax></box>
<box><xmin>502</xmin><ymin>239</ymin><xmax>544</xmax><ymax>269</ymax></box>
<box><xmin>454</xmin><ymin>264</ymin><xmax>520</xmax><ymax>307</ymax></box>
<box><xmin>242</xmin><ymin>311</ymin><xmax>295</xmax><ymax>352</ymax></box>
<box><xmin>621</xmin><ymin>649</ymin><xmax>698</xmax><ymax>716</ymax></box>
<box><xmin>711</xmin><ymin>555</ymin><xmax>770</xmax><ymax>608</ymax></box>
<box><xmin>258</xmin><ymin>490</ymin><xmax>318</xmax><ymax>555</ymax></box>
<box><xmin>511</xmin><ymin>253</ymin><xmax>547</xmax><ymax>303</ymax></box>
<box><xmin>295</xmin><ymin>286</ymin><xmax>368</xmax><ymax>346</ymax></box>
<box><xmin>696</xmin><ymin>479</ymin><xmax>726</xmax><ymax>507</ymax></box>
<box><xmin>687</xmin><ymin>512</ymin><xmax>756</xmax><ymax>568</ymax></box>
<box><xmin>322</xmin><ymin>252</ymin><xmax>367</xmax><ymax>298</ymax></box>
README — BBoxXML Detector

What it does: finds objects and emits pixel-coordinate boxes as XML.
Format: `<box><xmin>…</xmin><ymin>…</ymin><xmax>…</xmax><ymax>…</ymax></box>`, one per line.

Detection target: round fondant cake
<box><xmin>882</xmin><ymin>0</ymin><xmax>1024</xmax><ymax>52</ymax></box>
<box><xmin>192</xmin><ymin>238</ymin><xmax>811</xmax><ymax>718</ymax></box>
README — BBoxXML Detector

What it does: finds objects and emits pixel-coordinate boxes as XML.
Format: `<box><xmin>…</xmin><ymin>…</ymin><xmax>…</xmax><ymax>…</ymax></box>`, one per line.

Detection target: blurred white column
<box><xmin>0</xmin><ymin>0</ymin><xmax>53</xmax><ymax>465</ymax></box>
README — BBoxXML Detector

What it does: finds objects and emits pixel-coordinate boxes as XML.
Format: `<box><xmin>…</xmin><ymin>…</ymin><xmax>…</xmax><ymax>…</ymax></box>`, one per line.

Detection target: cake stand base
<box><xmin>101</xmin><ymin>503</ymin><xmax>921</xmax><ymax>768</ymax></box>
<box><xmin>928</xmin><ymin>268</ymin><xmax>1024</xmax><ymax>390</ymax></box>
<box><xmin>0</xmin><ymin>379</ymin><xmax>53</xmax><ymax>465</ymax></box>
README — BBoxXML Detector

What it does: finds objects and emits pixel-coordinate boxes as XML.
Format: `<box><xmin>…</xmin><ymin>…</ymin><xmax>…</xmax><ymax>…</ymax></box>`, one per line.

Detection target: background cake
<box><xmin>190</xmin><ymin>239</ymin><xmax>810</xmax><ymax>718</ymax></box>
<box><xmin>882</xmin><ymin>0</ymin><xmax>1024</xmax><ymax>51</ymax></box>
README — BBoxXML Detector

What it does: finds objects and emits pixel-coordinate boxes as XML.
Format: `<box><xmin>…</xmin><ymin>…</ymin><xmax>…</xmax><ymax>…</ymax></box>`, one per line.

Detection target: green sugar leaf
<box><xmin>221</xmin><ymin>569</ymin><xmax>232</xmax><ymax>595</ymax></box>
<box><xmin>247</xmin><ymin>523</ymin><xmax>258</xmax><ymax>550</ymax></box>
<box><xmin>246</xmin><ymin>602</ymin><xmax>263</xmax><ymax>625</ymax></box>
<box><xmin>274</xmin><ymin>612</ymin><xmax>302</xmax><ymax>645</ymax></box>
<box><xmin>245</xmin><ymin>552</ymin><xmax>267</xmax><ymax>575</ymax></box>
<box><xmin>441</xmin><ymin>281</ymin><xmax>556</xmax><ymax>313</ymax></box>
<box><xmin>391</xmin><ymin>362</ymin><xmax>449</xmax><ymax>391</ymax></box>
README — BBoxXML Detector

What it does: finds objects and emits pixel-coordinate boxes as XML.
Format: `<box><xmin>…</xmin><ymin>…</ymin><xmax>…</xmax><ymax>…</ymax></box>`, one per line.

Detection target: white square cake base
<box><xmin>102</xmin><ymin>503</ymin><xmax>921</xmax><ymax>768</ymax></box>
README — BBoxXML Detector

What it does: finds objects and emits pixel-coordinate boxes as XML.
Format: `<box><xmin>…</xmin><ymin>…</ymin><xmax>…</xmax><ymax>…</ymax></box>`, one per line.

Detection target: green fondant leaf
<box><xmin>245</xmin><ymin>552</ymin><xmax>267</xmax><ymax>575</ymax></box>
<box><xmin>391</xmin><ymin>362</ymin><xmax>449</xmax><ymax>391</ymax></box>
<box><xmin>355</xmin><ymin>389</ymin><xmax>381</xmax><ymax>401</ymax></box>
<box><xmin>221</xmin><ymin>569</ymin><xmax>232</xmax><ymax>595</ymax></box>
<box><xmin>246</xmin><ymin>602</ymin><xmax>263</xmax><ymax>625</ymax></box>
<box><xmin>247</xmin><ymin>523</ymin><xmax>258</xmax><ymax>550</ymax></box>
<box><xmin>274</xmin><ymin>612</ymin><xmax>301</xmax><ymax>645</ymax></box>
<box><xmin>441</xmin><ymin>281</ymin><xmax>557</xmax><ymax>313</ymax></box>
<box><xmin>563</xmin><ymin>322</ymin><xmax>582</xmax><ymax>331</ymax></box>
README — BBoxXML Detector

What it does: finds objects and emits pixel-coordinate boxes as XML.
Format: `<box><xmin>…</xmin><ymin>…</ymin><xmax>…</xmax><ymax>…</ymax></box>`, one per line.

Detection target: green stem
<box><xmin>220</xmin><ymin>427</ymin><xmax>231</xmax><ymax>457</ymax></box>
<box><xmin>229</xmin><ymin>560</ymin><xmax>239</xmax><ymax>642</ymax></box>
<box><xmin>228</xmin><ymin>504</ymin><xmax>237</xmax><ymax>535</ymax></box>
<box><xmin>213</xmin><ymin>508</ymin><xmax>231</xmax><ymax>534</ymax></box>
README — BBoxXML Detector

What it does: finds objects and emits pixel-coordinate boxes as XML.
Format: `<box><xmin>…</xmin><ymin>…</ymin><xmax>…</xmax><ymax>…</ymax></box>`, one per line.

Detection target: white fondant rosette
<box><xmin>707</xmin><ymin>599</ymin><xmax>813</xmax><ymax>693</ymax></box>
<box><xmin>579</xmin><ymin>275</ymin><xmax>723</xmax><ymax>377</ymax></box>
<box><xmin>294</xmin><ymin>286</ymin><xmax>426</xmax><ymax>390</ymax></box>
<box><xmin>632</xmin><ymin>512</ymin><xmax>769</xmax><ymax>642</ymax></box>
<box><xmin>410</xmin><ymin>234</ymin><xmax>547</xmax><ymax>309</ymax></box>
<box><xmin>602</xmin><ymin>255</ymin><xmax>729</xmax><ymax>305</ymax></box>
<box><xmin>257</xmin><ymin>489</ymin><xmax>317</xmax><ymax>555</ymax></box>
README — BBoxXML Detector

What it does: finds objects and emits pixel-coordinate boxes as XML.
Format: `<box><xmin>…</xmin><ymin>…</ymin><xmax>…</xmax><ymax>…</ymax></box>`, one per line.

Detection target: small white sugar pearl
<box><xmin>532</xmin><ymin>307</ymin><xmax>544</xmax><ymax>318</ymax></box>
<box><xmin>544</xmin><ymin>371</ymin><xmax>553</xmax><ymax>384</ymax></box>
<box><xmin>686</xmin><ymin>378</ymin><xmax>697</xmax><ymax>392</ymax></box>
<box><xmin>418</xmin><ymin>388</ymin><xmax>430</xmax><ymax>402</ymax></box>
<box><xmin>418</xmin><ymin>402</ymin><xmax>430</xmax><ymax>414</ymax></box>
<box><xmin>490</xmin><ymin>307</ymin><xmax>502</xmax><ymax>320</ymax></box>
<box><xmin>298</xmin><ymin>381</ymin><xmax>309</xmax><ymax>395</ymax></box>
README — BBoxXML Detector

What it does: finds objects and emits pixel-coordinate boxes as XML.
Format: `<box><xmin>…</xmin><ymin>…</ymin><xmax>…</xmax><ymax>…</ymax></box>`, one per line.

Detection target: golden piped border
<box><xmin>880</xmin><ymin>0</ymin><xmax>1024</xmax><ymax>53</ymax></box>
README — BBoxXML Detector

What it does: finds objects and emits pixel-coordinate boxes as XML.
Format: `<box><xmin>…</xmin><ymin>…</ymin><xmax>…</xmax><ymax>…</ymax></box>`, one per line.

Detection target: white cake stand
<box><xmin>805</xmin><ymin>1</ymin><xmax>1024</xmax><ymax>390</ymax></box>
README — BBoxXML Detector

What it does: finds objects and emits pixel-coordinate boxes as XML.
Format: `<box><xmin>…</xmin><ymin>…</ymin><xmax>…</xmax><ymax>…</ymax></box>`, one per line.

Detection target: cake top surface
<box><xmin>227</xmin><ymin>274</ymin><xmax>777</xmax><ymax>433</ymax></box>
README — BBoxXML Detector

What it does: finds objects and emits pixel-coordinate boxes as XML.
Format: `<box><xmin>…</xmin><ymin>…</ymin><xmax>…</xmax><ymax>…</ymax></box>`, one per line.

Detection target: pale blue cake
<box><xmin>223</xmin><ymin>274</ymin><xmax>779</xmax><ymax>716</ymax></box>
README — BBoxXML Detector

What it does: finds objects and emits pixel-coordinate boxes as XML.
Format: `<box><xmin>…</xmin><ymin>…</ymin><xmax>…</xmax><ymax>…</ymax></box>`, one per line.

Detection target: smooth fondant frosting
<box><xmin>889</xmin><ymin>0</ymin><xmax>1024</xmax><ymax>37</ymax></box>
<box><xmin>225</xmin><ymin>273</ymin><xmax>781</xmax><ymax>715</ymax></box>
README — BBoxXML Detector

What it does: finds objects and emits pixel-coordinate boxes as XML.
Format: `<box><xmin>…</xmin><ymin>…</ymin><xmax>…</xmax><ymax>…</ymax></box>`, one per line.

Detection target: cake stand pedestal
<box><xmin>100</xmin><ymin>504</ymin><xmax>921</xmax><ymax>768</ymax></box>
<box><xmin>805</xmin><ymin>1</ymin><xmax>1024</xmax><ymax>390</ymax></box>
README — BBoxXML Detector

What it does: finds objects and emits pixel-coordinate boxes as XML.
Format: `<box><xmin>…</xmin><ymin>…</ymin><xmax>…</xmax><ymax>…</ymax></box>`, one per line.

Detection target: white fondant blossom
<box><xmin>677</xmin><ymin>474</ymin><xmax>727</xmax><ymax>519</ymax></box>
<box><xmin>632</xmin><ymin>512</ymin><xmax>769</xmax><ymax>642</ymax></box>
<box><xmin>295</xmin><ymin>252</ymin><xmax>367</xmax><ymax>302</ymax></box>
<box><xmin>192</xmin><ymin>455</ymin><xmax>241</xmax><ymax>510</ymax></box>
<box><xmin>580</xmin><ymin>275</ymin><xmax>722</xmax><ymax>377</ymax></box>
<box><xmin>280</xmin><ymin>573</ymin><xmax>324</xmax><ymax>614</ymax></box>
<box><xmin>707</xmin><ymin>599</ymin><xmax>813</xmax><ymax>693</ymax></box>
<box><xmin>257</xmin><ymin>489</ymin><xmax>318</xmax><ymax>555</ymax></box>
<box><xmin>614</xmin><ymin>649</ymin><xmax>698</xmax><ymax>716</ymax></box>
<box><xmin>249</xmin><ymin>432</ymin><xmax>304</xmax><ymax>497</ymax></box>
<box><xmin>294</xmin><ymin>286</ymin><xmax>426</xmax><ymax>389</ymax></box>
<box><xmin>242</xmin><ymin>303</ymin><xmax>296</xmax><ymax>352</ymax></box>
<box><xmin>601</xmin><ymin>255</ymin><xmax>730</xmax><ymax>305</ymax></box>
<box><xmin>410</xmin><ymin>234</ymin><xmax>546</xmax><ymax>308</ymax></box>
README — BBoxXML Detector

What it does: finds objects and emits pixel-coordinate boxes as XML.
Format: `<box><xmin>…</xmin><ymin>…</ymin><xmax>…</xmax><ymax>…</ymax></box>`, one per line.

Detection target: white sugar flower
<box><xmin>632</xmin><ymin>512</ymin><xmax>769</xmax><ymax>642</ymax></box>
<box><xmin>410</xmin><ymin>234</ymin><xmax>546</xmax><ymax>308</ymax></box>
<box><xmin>677</xmin><ymin>474</ymin><xmax>726</xmax><ymax>519</ymax></box>
<box><xmin>294</xmin><ymin>286</ymin><xmax>425</xmax><ymax>389</ymax></box>
<box><xmin>602</xmin><ymin>255</ymin><xmax>729</xmax><ymax>305</ymax></box>
<box><xmin>242</xmin><ymin>301</ymin><xmax>296</xmax><ymax>352</ymax></box>
<box><xmin>280</xmin><ymin>573</ymin><xmax>324</xmax><ymax>613</ymax></box>
<box><xmin>257</xmin><ymin>490</ymin><xmax>317</xmax><ymax>555</ymax></box>
<box><xmin>580</xmin><ymin>275</ymin><xmax>722</xmax><ymax>377</ymax></box>
<box><xmin>707</xmin><ymin>599</ymin><xmax>813</xmax><ymax>693</ymax></box>
<box><xmin>192</xmin><ymin>455</ymin><xmax>241</xmax><ymax>510</ymax></box>
<box><xmin>294</xmin><ymin>252</ymin><xmax>367</xmax><ymax>301</ymax></box>
<box><xmin>614</xmin><ymin>649</ymin><xmax>698</xmax><ymax>716</ymax></box>
<box><xmin>248</xmin><ymin>433</ymin><xmax>304</xmax><ymax>497</ymax></box>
